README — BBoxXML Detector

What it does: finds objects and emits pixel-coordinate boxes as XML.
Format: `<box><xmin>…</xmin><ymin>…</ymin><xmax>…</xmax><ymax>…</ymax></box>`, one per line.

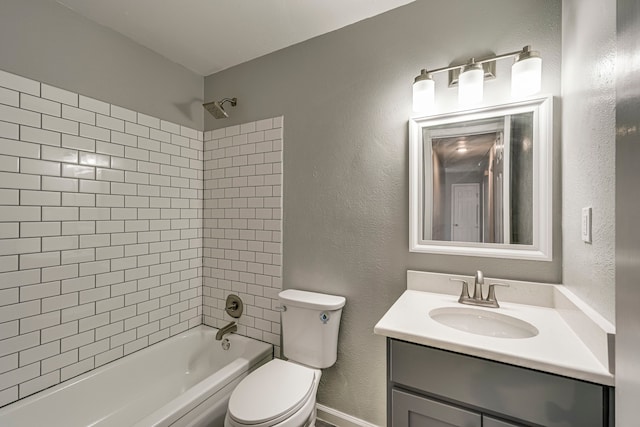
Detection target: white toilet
<box><xmin>225</xmin><ymin>289</ymin><xmax>346</xmax><ymax>427</ymax></box>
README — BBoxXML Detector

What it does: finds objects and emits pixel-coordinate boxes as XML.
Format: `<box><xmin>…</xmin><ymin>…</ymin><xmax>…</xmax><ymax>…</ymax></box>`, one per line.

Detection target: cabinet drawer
<box><xmin>392</xmin><ymin>389</ymin><xmax>481</xmax><ymax>427</ymax></box>
<box><xmin>390</xmin><ymin>339</ymin><xmax>607</xmax><ymax>427</ymax></box>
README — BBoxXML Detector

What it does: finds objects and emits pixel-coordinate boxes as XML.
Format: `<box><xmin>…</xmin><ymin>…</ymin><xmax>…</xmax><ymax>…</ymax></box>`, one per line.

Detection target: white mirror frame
<box><xmin>409</xmin><ymin>96</ymin><xmax>553</xmax><ymax>261</ymax></box>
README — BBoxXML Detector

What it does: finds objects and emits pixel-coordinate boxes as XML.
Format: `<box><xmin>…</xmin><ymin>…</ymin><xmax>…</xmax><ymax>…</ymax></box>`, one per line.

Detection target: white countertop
<box><xmin>374</xmin><ymin>272</ymin><xmax>615</xmax><ymax>386</ymax></box>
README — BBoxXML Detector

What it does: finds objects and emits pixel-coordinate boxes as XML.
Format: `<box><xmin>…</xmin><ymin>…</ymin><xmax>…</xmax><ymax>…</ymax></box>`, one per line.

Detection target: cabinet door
<box><xmin>483</xmin><ymin>416</ymin><xmax>525</xmax><ymax>427</ymax></box>
<box><xmin>392</xmin><ymin>389</ymin><xmax>481</xmax><ymax>427</ymax></box>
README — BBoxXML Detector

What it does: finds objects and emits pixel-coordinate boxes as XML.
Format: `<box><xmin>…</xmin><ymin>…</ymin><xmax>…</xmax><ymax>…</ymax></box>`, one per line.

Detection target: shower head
<box><xmin>203</xmin><ymin>97</ymin><xmax>237</xmax><ymax>119</ymax></box>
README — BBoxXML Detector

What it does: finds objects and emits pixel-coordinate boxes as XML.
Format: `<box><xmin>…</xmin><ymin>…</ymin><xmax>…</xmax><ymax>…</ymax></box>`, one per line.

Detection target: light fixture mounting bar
<box><xmin>416</xmin><ymin>46</ymin><xmax>536</xmax><ymax>87</ymax></box>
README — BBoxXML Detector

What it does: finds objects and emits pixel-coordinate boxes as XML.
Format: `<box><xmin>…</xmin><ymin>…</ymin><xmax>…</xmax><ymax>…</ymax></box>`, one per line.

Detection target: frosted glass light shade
<box><xmin>511</xmin><ymin>56</ymin><xmax>542</xmax><ymax>98</ymax></box>
<box><xmin>413</xmin><ymin>78</ymin><xmax>435</xmax><ymax>113</ymax></box>
<box><xmin>458</xmin><ymin>66</ymin><xmax>484</xmax><ymax>106</ymax></box>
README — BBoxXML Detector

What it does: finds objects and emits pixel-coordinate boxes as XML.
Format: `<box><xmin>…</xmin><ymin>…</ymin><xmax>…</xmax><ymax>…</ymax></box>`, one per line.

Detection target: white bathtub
<box><xmin>0</xmin><ymin>325</ymin><xmax>273</xmax><ymax>427</ymax></box>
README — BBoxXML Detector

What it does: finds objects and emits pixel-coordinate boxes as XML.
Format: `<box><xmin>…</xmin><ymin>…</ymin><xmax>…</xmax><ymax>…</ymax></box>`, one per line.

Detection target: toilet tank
<box><xmin>279</xmin><ymin>289</ymin><xmax>346</xmax><ymax>369</ymax></box>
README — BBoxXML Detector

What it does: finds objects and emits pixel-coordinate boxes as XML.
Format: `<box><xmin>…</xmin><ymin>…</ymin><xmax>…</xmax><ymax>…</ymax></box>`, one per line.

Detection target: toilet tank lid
<box><xmin>279</xmin><ymin>289</ymin><xmax>346</xmax><ymax>310</ymax></box>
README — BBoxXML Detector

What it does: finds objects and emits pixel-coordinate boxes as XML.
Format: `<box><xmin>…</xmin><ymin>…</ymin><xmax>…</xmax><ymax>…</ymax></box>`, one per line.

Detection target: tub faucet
<box><xmin>449</xmin><ymin>270</ymin><xmax>509</xmax><ymax>308</ymax></box>
<box><xmin>215</xmin><ymin>321</ymin><xmax>237</xmax><ymax>341</ymax></box>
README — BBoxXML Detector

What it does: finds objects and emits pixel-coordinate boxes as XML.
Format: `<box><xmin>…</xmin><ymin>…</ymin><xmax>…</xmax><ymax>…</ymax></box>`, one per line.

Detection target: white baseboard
<box><xmin>316</xmin><ymin>404</ymin><xmax>381</xmax><ymax>427</ymax></box>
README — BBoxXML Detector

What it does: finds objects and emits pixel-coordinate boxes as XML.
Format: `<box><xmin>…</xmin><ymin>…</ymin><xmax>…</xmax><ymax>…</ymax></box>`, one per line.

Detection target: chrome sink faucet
<box><xmin>450</xmin><ymin>270</ymin><xmax>508</xmax><ymax>308</ymax></box>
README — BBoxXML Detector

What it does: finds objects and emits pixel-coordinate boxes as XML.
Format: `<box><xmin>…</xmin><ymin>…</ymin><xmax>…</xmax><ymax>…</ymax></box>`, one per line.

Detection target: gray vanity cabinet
<box><xmin>387</xmin><ymin>339</ymin><xmax>612</xmax><ymax>427</ymax></box>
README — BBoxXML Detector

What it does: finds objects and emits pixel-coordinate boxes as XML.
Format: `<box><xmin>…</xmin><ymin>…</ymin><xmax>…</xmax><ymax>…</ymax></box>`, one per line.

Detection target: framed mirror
<box><xmin>409</xmin><ymin>96</ymin><xmax>553</xmax><ymax>260</ymax></box>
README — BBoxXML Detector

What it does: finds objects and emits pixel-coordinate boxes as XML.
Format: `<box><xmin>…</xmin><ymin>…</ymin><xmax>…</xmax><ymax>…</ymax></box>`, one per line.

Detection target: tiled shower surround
<box><xmin>202</xmin><ymin>119</ymin><xmax>283</xmax><ymax>357</ymax></box>
<box><xmin>0</xmin><ymin>69</ymin><xmax>282</xmax><ymax>407</ymax></box>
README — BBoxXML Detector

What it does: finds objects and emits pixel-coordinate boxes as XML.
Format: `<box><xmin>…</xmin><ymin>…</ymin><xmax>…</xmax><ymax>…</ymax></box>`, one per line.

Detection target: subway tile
<box><xmin>0</xmin><ymin>138</ymin><xmax>40</xmax><ymax>159</ymax></box>
<box><xmin>96</xmin><ymin>141</ymin><xmax>124</xmax><ymax>157</ymax></box>
<box><xmin>20</xmin><ymin>222</ymin><xmax>61</xmax><ymax>238</ymax></box>
<box><xmin>42</xmin><ymin>292</ymin><xmax>77</xmax><ymax>313</ymax></box>
<box><xmin>21</xmin><ymin>190</ymin><xmax>60</xmax><ymax>206</ymax></box>
<box><xmin>0</xmin><ymin>70</ymin><xmax>39</xmax><ymax>96</ymax></box>
<box><xmin>0</xmin><ymin>87</ymin><xmax>19</xmax><ymax>107</ymax></box>
<box><xmin>62</xmin><ymin>303</ymin><xmax>95</xmax><ymax>323</ymax></box>
<box><xmin>79</xmin><ymin>260</ymin><xmax>110</xmax><ymax>276</ymax></box>
<box><xmin>41</xmin><ymin>264</ymin><xmax>78</xmax><ymax>282</ymax></box>
<box><xmin>97</xmin><ymin>114</ymin><xmax>124</xmax><ymax>132</ymax></box>
<box><xmin>0</xmin><ymin>363</ymin><xmax>40</xmax><ymax>390</ymax></box>
<box><xmin>110</xmin><ymin>105</ymin><xmax>137</xmax><ymax>122</ymax></box>
<box><xmin>62</xmin><ymin>164</ymin><xmax>95</xmax><ymax>180</ymax></box>
<box><xmin>62</xmin><ymin>105</ymin><xmax>95</xmax><ymax>125</ymax></box>
<box><xmin>95</xmin><ymin>347</ymin><xmax>123</xmax><ymax>367</ymax></box>
<box><xmin>42</xmin><ymin>236</ymin><xmax>79</xmax><ymax>253</ymax></box>
<box><xmin>61</xmin><ymin>134</ymin><xmax>94</xmax><ymax>152</ymax></box>
<box><xmin>20</xmin><ymin>281</ymin><xmax>61</xmax><ymax>302</ymax></box>
<box><xmin>79</xmin><ymin>234</ymin><xmax>110</xmax><ymax>249</ymax></box>
<box><xmin>20</xmin><ymin>125</ymin><xmax>61</xmax><ymax>147</ymax></box>
<box><xmin>80</xmin><ymin>123</ymin><xmax>109</xmax><ymax>142</ymax></box>
<box><xmin>79</xmin><ymin>95</ymin><xmax>109</xmax><ymax>115</ymax></box>
<box><xmin>0</xmin><ymin>237</ymin><xmax>41</xmax><ymax>255</ymax></box>
<box><xmin>0</xmin><ymin>189</ymin><xmax>19</xmax><ymax>205</ymax></box>
<box><xmin>41</xmin><ymin>84</ymin><xmax>78</xmax><ymax>107</ymax></box>
<box><xmin>79</xmin><ymin>152</ymin><xmax>110</xmax><ymax>168</ymax></box>
<box><xmin>21</xmin><ymin>158</ymin><xmax>60</xmax><ymax>176</ymax></box>
<box><xmin>41</xmin><ymin>177</ymin><xmax>78</xmax><ymax>194</ymax></box>
<box><xmin>0</xmin><ymin>255</ymin><xmax>18</xmax><ymax>273</ymax></box>
<box><xmin>150</xmin><ymin>128</ymin><xmax>170</xmax><ymax>143</ymax></box>
<box><xmin>111</xmin><ymin>157</ymin><xmax>137</xmax><ymax>172</ymax></box>
<box><xmin>0</xmin><ymin>353</ymin><xmax>18</xmax><ymax>374</ymax></box>
<box><xmin>61</xmin><ymin>248</ymin><xmax>95</xmax><ymax>265</ymax></box>
<box><xmin>0</xmin><ymin>332</ymin><xmax>40</xmax><ymax>358</ymax></box>
<box><xmin>41</xmin><ymin>349</ymin><xmax>77</xmax><ymax>374</ymax></box>
<box><xmin>125</xmin><ymin>122</ymin><xmax>149</xmax><ymax>138</ymax></box>
<box><xmin>42</xmin><ymin>207</ymin><xmax>79</xmax><ymax>221</ymax></box>
<box><xmin>42</xmin><ymin>115</ymin><xmax>78</xmax><ymax>135</ymax></box>
<box><xmin>0</xmin><ymin>301</ymin><xmax>40</xmax><ymax>324</ymax></box>
<box><xmin>79</xmin><ymin>312</ymin><xmax>109</xmax><ymax>332</ymax></box>
<box><xmin>60</xmin><ymin>358</ymin><xmax>94</xmax><ymax>381</ymax></box>
<box><xmin>0</xmin><ymin>172</ymin><xmax>40</xmax><ymax>190</ymax></box>
<box><xmin>0</xmin><ymin>155</ymin><xmax>18</xmax><ymax>173</ymax></box>
<box><xmin>160</xmin><ymin>120</ymin><xmax>180</xmax><ymax>135</ymax></box>
<box><xmin>0</xmin><ymin>269</ymin><xmax>41</xmax><ymax>291</ymax></box>
<box><xmin>19</xmin><ymin>341</ymin><xmax>59</xmax><ymax>366</ymax></box>
<box><xmin>0</xmin><ymin>387</ymin><xmax>18</xmax><ymax>407</ymax></box>
<box><xmin>19</xmin><ymin>371</ymin><xmax>59</xmax><ymax>398</ymax></box>
<box><xmin>138</xmin><ymin>113</ymin><xmax>160</xmax><ymax>129</ymax></box>
<box><xmin>79</xmin><ymin>338</ymin><xmax>109</xmax><ymax>360</ymax></box>
<box><xmin>96</xmin><ymin>168</ymin><xmax>124</xmax><ymax>182</ymax></box>
<box><xmin>79</xmin><ymin>179</ymin><xmax>110</xmax><ymax>194</ymax></box>
<box><xmin>41</xmin><ymin>322</ymin><xmax>77</xmax><ymax>344</ymax></box>
<box><xmin>61</xmin><ymin>192</ymin><xmax>94</xmax><ymax>207</ymax></box>
<box><xmin>110</xmin><ymin>131</ymin><xmax>137</xmax><ymax>148</ymax></box>
<box><xmin>41</xmin><ymin>145</ymin><xmax>78</xmax><ymax>164</ymax></box>
<box><xmin>0</xmin><ymin>121</ymin><xmax>19</xmax><ymax>140</ymax></box>
<box><xmin>20</xmin><ymin>93</ymin><xmax>60</xmax><ymax>117</ymax></box>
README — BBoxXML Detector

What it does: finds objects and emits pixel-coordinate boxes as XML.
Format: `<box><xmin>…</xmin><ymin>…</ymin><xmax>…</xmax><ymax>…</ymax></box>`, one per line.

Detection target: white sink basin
<box><xmin>429</xmin><ymin>307</ymin><xmax>539</xmax><ymax>339</ymax></box>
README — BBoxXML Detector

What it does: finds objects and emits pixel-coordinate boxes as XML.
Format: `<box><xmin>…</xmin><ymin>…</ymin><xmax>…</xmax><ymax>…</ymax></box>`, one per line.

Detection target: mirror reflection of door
<box><xmin>451</xmin><ymin>183</ymin><xmax>480</xmax><ymax>242</ymax></box>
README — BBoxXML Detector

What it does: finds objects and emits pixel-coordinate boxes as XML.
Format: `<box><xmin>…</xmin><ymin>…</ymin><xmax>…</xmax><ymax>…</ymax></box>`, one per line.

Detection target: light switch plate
<box><xmin>581</xmin><ymin>207</ymin><xmax>592</xmax><ymax>243</ymax></box>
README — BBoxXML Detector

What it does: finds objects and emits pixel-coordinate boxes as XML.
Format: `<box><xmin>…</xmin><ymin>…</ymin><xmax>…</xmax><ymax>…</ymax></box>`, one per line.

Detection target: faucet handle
<box><xmin>449</xmin><ymin>278</ymin><xmax>470</xmax><ymax>302</ymax></box>
<box><xmin>487</xmin><ymin>283</ymin><xmax>509</xmax><ymax>306</ymax></box>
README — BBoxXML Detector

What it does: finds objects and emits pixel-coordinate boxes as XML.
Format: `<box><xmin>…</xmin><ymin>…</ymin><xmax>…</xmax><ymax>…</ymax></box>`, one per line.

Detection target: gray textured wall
<box><xmin>0</xmin><ymin>0</ymin><xmax>204</xmax><ymax>130</ymax></box>
<box><xmin>204</xmin><ymin>1</ymin><xmax>562</xmax><ymax>424</ymax></box>
<box><xmin>615</xmin><ymin>0</ymin><xmax>640</xmax><ymax>423</ymax></box>
<box><xmin>561</xmin><ymin>0</ymin><xmax>616</xmax><ymax>323</ymax></box>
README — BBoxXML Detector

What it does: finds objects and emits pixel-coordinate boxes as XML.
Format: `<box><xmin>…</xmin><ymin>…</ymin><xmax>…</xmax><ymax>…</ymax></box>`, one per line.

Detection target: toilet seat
<box><xmin>227</xmin><ymin>359</ymin><xmax>316</xmax><ymax>426</ymax></box>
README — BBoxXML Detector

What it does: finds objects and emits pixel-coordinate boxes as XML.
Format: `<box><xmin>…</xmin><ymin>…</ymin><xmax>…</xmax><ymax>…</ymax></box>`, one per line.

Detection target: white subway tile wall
<box><xmin>0</xmin><ymin>69</ymin><xmax>204</xmax><ymax>407</ymax></box>
<box><xmin>203</xmin><ymin>117</ymin><xmax>283</xmax><ymax>357</ymax></box>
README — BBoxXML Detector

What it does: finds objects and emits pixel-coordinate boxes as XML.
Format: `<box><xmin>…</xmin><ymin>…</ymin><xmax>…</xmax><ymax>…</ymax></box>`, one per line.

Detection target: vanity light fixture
<box><xmin>412</xmin><ymin>45</ymin><xmax>542</xmax><ymax>112</ymax></box>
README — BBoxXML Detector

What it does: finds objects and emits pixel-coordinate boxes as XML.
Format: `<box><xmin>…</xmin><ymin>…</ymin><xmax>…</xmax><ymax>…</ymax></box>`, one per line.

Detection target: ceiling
<box><xmin>51</xmin><ymin>0</ymin><xmax>415</xmax><ymax>76</ymax></box>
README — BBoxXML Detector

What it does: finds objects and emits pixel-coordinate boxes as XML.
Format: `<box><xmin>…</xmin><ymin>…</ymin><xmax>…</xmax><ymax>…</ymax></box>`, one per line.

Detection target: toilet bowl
<box><xmin>225</xmin><ymin>359</ymin><xmax>321</xmax><ymax>427</ymax></box>
<box><xmin>224</xmin><ymin>289</ymin><xmax>346</xmax><ymax>427</ymax></box>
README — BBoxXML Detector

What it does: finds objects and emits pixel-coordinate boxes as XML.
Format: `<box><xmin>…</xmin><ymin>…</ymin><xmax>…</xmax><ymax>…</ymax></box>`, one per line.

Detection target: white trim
<box><xmin>316</xmin><ymin>404</ymin><xmax>381</xmax><ymax>427</ymax></box>
<box><xmin>409</xmin><ymin>95</ymin><xmax>553</xmax><ymax>261</ymax></box>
